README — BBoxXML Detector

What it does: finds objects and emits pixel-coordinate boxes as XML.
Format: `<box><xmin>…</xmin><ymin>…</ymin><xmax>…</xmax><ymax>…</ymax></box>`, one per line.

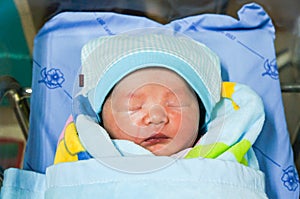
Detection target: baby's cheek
<box><xmin>168</xmin><ymin>110</ymin><xmax>182</xmax><ymax>131</ymax></box>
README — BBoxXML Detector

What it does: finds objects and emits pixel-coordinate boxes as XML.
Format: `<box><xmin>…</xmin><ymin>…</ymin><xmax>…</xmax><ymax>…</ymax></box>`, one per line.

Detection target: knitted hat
<box><xmin>80</xmin><ymin>30</ymin><xmax>222</xmax><ymax>122</ymax></box>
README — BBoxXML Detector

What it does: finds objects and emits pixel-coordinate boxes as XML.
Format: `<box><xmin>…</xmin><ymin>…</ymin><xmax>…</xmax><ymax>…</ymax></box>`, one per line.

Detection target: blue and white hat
<box><xmin>80</xmin><ymin>30</ymin><xmax>222</xmax><ymax>123</ymax></box>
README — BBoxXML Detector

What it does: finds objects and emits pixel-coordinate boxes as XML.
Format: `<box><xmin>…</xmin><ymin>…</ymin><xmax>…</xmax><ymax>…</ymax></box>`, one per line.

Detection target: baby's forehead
<box><xmin>116</xmin><ymin>67</ymin><xmax>188</xmax><ymax>86</ymax></box>
<box><xmin>112</xmin><ymin>67</ymin><xmax>195</xmax><ymax>95</ymax></box>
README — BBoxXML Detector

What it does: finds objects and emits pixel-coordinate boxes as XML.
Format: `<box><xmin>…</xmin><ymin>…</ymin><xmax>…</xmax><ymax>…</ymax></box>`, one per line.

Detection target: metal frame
<box><xmin>0</xmin><ymin>76</ymin><xmax>31</xmax><ymax>140</ymax></box>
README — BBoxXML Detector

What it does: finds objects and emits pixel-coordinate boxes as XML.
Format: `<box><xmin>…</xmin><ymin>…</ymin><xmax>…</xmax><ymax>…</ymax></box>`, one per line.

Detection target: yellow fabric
<box><xmin>54</xmin><ymin>122</ymin><xmax>86</xmax><ymax>164</ymax></box>
<box><xmin>222</xmin><ymin>82</ymin><xmax>239</xmax><ymax>110</ymax></box>
<box><xmin>54</xmin><ymin>140</ymin><xmax>78</xmax><ymax>164</ymax></box>
<box><xmin>64</xmin><ymin>122</ymin><xmax>85</xmax><ymax>154</ymax></box>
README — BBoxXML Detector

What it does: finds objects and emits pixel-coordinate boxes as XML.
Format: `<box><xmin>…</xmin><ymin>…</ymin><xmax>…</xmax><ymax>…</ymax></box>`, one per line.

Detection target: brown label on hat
<box><xmin>79</xmin><ymin>74</ymin><xmax>84</xmax><ymax>87</ymax></box>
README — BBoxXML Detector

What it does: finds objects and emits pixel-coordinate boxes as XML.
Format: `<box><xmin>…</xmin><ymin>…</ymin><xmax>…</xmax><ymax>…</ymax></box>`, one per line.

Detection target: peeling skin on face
<box><xmin>102</xmin><ymin>67</ymin><xmax>200</xmax><ymax>156</ymax></box>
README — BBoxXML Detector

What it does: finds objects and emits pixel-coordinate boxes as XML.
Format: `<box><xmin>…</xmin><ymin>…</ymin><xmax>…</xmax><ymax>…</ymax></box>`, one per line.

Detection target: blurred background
<box><xmin>0</xmin><ymin>0</ymin><xmax>299</xmax><ymax>172</ymax></box>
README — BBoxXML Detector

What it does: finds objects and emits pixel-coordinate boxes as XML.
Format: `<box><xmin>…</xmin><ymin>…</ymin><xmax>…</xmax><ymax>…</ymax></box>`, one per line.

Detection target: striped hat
<box><xmin>80</xmin><ymin>30</ymin><xmax>222</xmax><ymax>122</ymax></box>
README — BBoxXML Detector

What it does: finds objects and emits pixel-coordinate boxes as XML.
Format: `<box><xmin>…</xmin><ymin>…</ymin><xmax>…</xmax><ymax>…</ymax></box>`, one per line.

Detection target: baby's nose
<box><xmin>146</xmin><ymin>104</ymin><xmax>169</xmax><ymax>125</ymax></box>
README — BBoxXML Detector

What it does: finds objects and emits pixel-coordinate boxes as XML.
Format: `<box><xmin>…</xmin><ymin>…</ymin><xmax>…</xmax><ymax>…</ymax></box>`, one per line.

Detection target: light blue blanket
<box><xmin>2</xmin><ymin>158</ymin><xmax>266</xmax><ymax>198</ymax></box>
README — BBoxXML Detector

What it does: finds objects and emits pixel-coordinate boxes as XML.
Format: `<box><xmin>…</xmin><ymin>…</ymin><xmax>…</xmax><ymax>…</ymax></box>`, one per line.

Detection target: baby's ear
<box><xmin>100</xmin><ymin>88</ymin><xmax>114</xmax><ymax>111</ymax></box>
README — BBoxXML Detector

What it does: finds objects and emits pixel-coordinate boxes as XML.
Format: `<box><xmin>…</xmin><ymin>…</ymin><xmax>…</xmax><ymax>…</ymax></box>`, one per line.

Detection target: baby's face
<box><xmin>102</xmin><ymin>67</ymin><xmax>200</xmax><ymax>156</ymax></box>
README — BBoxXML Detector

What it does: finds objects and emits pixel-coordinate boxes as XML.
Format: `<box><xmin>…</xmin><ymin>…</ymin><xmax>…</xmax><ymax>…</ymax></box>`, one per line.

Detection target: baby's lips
<box><xmin>141</xmin><ymin>133</ymin><xmax>170</xmax><ymax>146</ymax></box>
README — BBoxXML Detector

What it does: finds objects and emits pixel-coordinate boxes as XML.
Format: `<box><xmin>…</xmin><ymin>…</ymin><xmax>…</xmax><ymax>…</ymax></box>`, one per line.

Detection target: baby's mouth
<box><xmin>141</xmin><ymin>133</ymin><xmax>170</xmax><ymax>146</ymax></box>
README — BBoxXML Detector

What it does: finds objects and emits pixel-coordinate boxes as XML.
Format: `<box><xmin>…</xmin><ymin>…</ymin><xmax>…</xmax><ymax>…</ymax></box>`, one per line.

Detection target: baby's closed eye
<box><xmin>128</xmin><ymin>105</ymin><xmax>142</xmax><ymax>112</ymax></box>
<box><xmin>166</xmin><ymin>100</ymin><xmax>181</xmax><ymax>107</ymax></box>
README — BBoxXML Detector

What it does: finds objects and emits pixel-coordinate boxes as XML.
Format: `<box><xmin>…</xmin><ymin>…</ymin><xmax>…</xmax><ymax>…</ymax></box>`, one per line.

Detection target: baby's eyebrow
<box><xmin>165</xmin><ymin>87</ymin><xmax>185</xmax><ymax>97</ymax></box>
<box><xmin>126</xmin><ymin>91</ymin><xmax>144</xmax><ymax>99</ymax></box>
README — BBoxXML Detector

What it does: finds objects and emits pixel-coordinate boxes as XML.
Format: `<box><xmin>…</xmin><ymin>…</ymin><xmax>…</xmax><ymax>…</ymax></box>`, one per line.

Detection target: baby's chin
<box><xmin>141</xmin><ymin>138</ymin><xmax>196</xmax><ymax>156</ymax></box>
<box><xmin>145</xmin><ymin>144</ymin><xmax>180</xmax><ymax>156</ymax></box>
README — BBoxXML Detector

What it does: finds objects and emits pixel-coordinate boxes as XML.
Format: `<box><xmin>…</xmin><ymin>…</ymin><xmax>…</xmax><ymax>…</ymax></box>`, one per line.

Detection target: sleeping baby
<box><xmin>53</xmin><ymin>31</ymin><xmax>267</xmax><ymax>198</ymax></box>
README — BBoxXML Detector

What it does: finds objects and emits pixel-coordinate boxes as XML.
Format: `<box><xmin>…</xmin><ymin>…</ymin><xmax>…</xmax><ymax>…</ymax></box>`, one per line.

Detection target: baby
<box><xmin>54</xmin><ymin>31</ymin><xmax>264</xmax><ymax>168</ymax></box>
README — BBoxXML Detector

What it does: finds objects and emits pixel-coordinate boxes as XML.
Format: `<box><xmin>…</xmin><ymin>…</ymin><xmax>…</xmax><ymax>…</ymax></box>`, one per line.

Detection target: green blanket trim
<box><xmin>185</xmin><ymin>139</ymin><xmax>251</xmax><ymax>166</ymax></box>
